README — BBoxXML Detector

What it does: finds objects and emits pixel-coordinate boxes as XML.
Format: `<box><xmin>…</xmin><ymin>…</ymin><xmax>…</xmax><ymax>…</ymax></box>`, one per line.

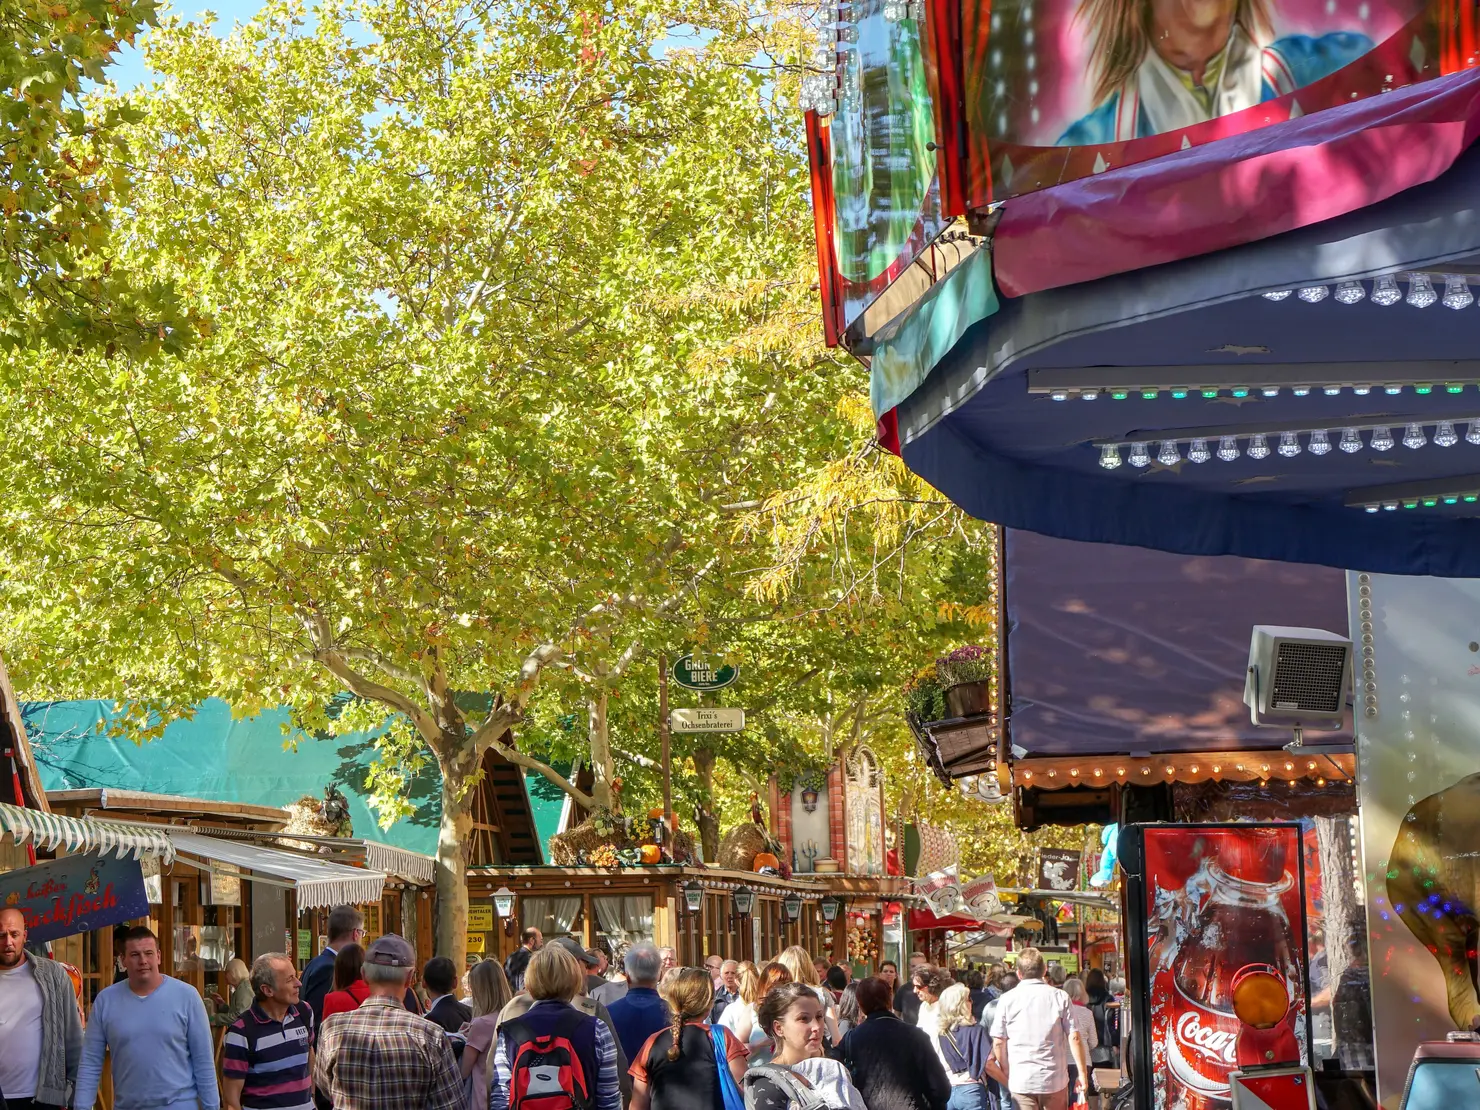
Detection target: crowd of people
<box><xmin>0</xmin><ymin>901</ymin><xmax>1121</xmax><ymax>1110</ymax></box>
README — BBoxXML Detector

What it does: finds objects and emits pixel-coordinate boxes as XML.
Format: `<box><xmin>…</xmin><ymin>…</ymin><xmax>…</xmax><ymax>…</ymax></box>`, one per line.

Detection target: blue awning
<box><xmin>896</xmin><ymin>140</ymin><xmax>1480</xmax><ymax>575</ymax></box>
<box><xmin>1003</xmin><ymin>529</ymin><xmax>1349</xmax><ymax>758</ymax></box>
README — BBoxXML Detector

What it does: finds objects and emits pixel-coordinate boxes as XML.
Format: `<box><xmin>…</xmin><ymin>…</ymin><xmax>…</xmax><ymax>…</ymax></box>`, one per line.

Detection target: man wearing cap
<box><xmin>499</xmin><ymin>935</ymin><xmax>632</xmax><ymax>1101</ymax></box>
<box><xmin>314</xmin><ymin>935</ymin><xmax>462</xmax><ymax>1110</ymax></box>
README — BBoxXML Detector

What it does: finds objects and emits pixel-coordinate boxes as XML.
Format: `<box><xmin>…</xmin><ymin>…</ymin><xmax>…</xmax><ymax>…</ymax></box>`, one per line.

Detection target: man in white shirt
<box><xmin>0</xmin><ymin>907</ymin><xmax>82</xmax><ymax>1110</ymax></box>
<box><xmin>990</xmin><ymin>948</ymin><xmax>1090</xmax><ymax>1110</ymax></box>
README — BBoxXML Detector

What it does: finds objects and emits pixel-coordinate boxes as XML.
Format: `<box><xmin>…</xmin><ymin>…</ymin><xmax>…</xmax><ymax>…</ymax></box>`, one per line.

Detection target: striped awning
<box><xmin>165</xmin><ymin>830</ymin><xmax>385</xmax><ymax>911</ymax></box>
<box><xmin>359</xmin><ymin>841</ymin><xmax>435</xmax><ymax>885</ymax></box>
<box><xmin>0</xmin><ymin>801</ymin><xmax>176</xmax><ymax>861</ymax></box>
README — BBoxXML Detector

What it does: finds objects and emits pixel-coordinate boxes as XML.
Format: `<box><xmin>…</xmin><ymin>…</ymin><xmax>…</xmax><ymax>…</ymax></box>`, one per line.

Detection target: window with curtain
<box><xmin>522</xmin><ymin>896</ymin><xmax>583</xmax><ymax>938</ymax></box>
<box><xmin>592</xmin><ymin>895</ymin><xmax>654</xmax><ymax>951</ymax></box>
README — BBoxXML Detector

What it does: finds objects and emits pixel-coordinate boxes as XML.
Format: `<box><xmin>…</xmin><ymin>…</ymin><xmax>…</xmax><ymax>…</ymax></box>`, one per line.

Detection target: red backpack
<box><xmin>505</xmin><ymin>1008</ymin><xmax>594</xmax><ymax>1110</ymax></box>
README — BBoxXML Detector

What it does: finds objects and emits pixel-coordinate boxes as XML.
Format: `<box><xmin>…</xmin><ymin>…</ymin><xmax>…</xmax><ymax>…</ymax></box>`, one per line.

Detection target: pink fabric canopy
<box><xmin>993</xmin><ymin>66</ymin><xmax>1480</xmax><ymax>297</ymax></box>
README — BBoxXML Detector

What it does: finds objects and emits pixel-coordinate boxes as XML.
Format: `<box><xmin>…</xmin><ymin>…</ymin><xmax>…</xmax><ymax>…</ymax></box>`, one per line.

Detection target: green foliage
<box><xmin>904</xmin><ymin>663</ymin><xmax>946</xmax><ymax>722</ymax></box>
<box><xmin>0</xmin><ymin>0</ymin><xmax>189</xmax><ymax>352</ymax></box>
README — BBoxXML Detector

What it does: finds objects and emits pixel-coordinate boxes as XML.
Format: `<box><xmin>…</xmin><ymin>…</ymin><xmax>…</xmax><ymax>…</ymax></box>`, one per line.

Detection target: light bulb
<box><xmin>1099</xmin><ymin>444</ymin><xmax>1122</xmax><ymax>469</ymax></box>
<box><xmin>1050</xmin><ymin>391</ymin><xmax>1069</xmax><ymax>401</ymax></box>
<box><xmin>1217</xmin><ymin>436</ymin><xmax>1240</xmax><ymax>462</ymax></box>
<box><xmin>1407</xmin><ymin>273</ymin><xmax>1438</xmax><ymax>307</ymax></box>
<box><xmin>1371</xmin><ymin>426</ymin><xmax>1394</xmax><ymax>451</ymax></box>
<box><xmin>1443</xmin><ymin>274</ymin><xmax>1474</xmax><ymax>310</ymax></box>
<box><xmin>1081</xmin><ymin>390</ymin><xmax>1099</xmax><ymax>400</ymax></box>
<box><xmin>1340</xmin><ymin>428</ymin><xmax>1363</xmax><ymax>453</ymax></box>
<box><xmin>1187</xmin><ymin>438</ymin><xmax>1211</xmax><ymax>463</ymax></box>
<box><xmin>1128</xmin><ymin>442</ymin><xmax>1150</xmax><ymax>468</ymax></box>
<box><xmin>1262</xmin><ymin>289</ymin><xmax>1293</xmax><ymax>301</ymax></box>
<box><xmin>1468</xmin><ymin>422</ymin><xmax>1480</xmax><ymax>446</ymax></box>
<box><xmin>1385</xmin><ymin>385</ymin><xmax>1404</xmax><ymax>395</ymax></box>
<box><xmin>1403</xmin><ymin>422</ymin><xmax>1427</xmax><ymax>449</ymax></box>
<box><xmin>1353</xmin><ymin>386</ymin><xmax>1371</xmax><ymax>395</ymax></box>
<box><xmin>1246</xmin><ymin>433</ymin><xmax>1271</xmax><ymax>460</ymax></box>
<box><xmin>1157</xmin><ymin>440</ymin><xmax>1181</xmax><ymax>466</ymax></box>
<box><xmin>1308</xmin><ymin>429</ymin><xmax>1332</xmax><ymax>455</ymax></box>
<box><xmin>1278</xmin><ymin>431</ymin><xmax>1301</xmax><ymax>457</ymax></box>
<box><xmin>1371</xmin><ymin>273</ymin><xmax>1403</xmax><ymax>305</ymax></box>
<box><xmin>1262</xmin><ymin>387</ymin><xmax>1281</xmax><ymax>397</ymax></box>
<box><xmin>1297</xmin><ymin>285</ymin><xmax>1329</xmax><ymax>303</ymax></box>
<box><xmin>1323</xmin><ymin>386</ymin><xmax>1341</xmax><ymax>396</ymax></box>
<box><xmin>1335</xmin><ymin>280</ymin><xmax>1366</xmax><ymax>304</ymax></box>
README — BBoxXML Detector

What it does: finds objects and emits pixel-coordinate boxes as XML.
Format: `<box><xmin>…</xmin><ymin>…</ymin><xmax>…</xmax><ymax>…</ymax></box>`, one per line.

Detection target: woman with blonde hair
<box><xmin>776</xmin><ymin>946</ymin><xmax>840</xmax><ymax>1043</ymax></box>
<box><xmin>1063</xmin><ymin>977</ymin><xmax>1100</xmax><ymax>1105</ymax></box>
<box><xmin>934</xmin><ymin>983</ymin><xmax>999</xmax><ymax>1110</ymax></box>
<box><xmin>460</xmin><ymin>959</ymin><xmax>514</xmax><ymax>1109</ymax></box>
<box><xmin>628</xmin><ymin>967</ymin><xmax>747</xmax><ymax>1110</ymax></box>
<box><xmin>209</xmin><ymin>958</ymin><xmax>254</xmax><ymax>1025</ymax></box>
<box><xmin>489</xmin><ymin>946</ymin><xmax>620</xmax><ymax>1110</ymax></box>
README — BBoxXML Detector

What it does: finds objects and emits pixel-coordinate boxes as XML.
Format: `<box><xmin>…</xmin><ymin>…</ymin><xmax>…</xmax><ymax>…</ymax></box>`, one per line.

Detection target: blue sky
<box><xmin>107</xmin><ymin>1</ymin><xmax>268</xmax><ymax>90</ymax></box>
<box><xmin>106</xmin><ymin>2</ymin><xmax>716</xmax><ymax>91</ymax></box>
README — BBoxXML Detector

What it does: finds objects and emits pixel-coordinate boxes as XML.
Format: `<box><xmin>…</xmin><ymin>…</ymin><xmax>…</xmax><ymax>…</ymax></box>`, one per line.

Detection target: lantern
<box><xmin>732</xmin><ymin>884</ymin><xmax>756</xmax><ymax>917</ymax></box>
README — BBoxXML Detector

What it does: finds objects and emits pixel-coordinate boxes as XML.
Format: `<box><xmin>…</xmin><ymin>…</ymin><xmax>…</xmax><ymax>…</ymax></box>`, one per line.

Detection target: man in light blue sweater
<box><xmin>73</xmin><ymin>925</ymin><xmax>220</xmax><ymax>1110</ymax></box>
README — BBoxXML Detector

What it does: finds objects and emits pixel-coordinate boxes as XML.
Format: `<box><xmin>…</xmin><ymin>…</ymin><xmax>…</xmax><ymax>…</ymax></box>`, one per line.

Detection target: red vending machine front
<box><xmin>1122</xmin><ymin>823</ymin><xmax>1314</xmax><ymax>1110</ymax></box>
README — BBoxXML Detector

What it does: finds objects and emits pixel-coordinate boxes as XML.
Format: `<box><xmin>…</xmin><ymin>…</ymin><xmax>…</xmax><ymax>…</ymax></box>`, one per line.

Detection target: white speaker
<box><xmin>1243</xmin><ymin>625</ymin><xmax>1352</xmax><ymax>730</ymax></box>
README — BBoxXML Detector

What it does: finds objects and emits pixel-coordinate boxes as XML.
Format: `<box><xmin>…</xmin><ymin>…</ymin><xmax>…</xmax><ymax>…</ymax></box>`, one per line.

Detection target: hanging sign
<box><xmin>670</xmin><ymin>655</ymin><xmax>739</xmax><ymax>691</ymax></box>
<box><xmin>0</xmin><ymin>852</ymin><xmax>150</xmax><ymax>944</ymax></box>
<box><xmin>1037</xmin><ymin>847</ymin><xmax>1082</xmax><ymax>892</ymax></box>
<box><xmin>468</xmin><ymin>904</ymin><xmax>494</xmax><ymax>932</ymax></box>
<box><xmin>670</xmin><ymin>708</ymin><xmax>745</xmax><ymax>733</ymax></box>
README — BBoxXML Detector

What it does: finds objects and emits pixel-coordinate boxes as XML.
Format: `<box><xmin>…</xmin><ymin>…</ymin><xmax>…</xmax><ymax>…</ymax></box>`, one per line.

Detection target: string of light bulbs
<box><xmin>1097</xmin><ymin>417</ymin><xmax>1480</xmax><ymax>470</ymax></box>
<box><xmin>1260</xmin><ymin>271</ymin><xmax>1475</xmax><ymax>309</ymax></box>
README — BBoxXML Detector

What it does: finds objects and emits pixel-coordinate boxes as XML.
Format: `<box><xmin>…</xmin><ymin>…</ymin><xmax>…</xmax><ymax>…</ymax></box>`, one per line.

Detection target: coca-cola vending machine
<box><xmin>1121</xmin><ymin>824</ymin><xmax>1313</xmax><ymax>1110</ymax></box>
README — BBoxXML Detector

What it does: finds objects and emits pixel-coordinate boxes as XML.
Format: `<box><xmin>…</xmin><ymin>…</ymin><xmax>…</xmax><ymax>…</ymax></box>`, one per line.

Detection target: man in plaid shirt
<box><xmin>313</xmin><ymin>934</ymin><xmax>462</xmax><ymax>1110</ymax></box>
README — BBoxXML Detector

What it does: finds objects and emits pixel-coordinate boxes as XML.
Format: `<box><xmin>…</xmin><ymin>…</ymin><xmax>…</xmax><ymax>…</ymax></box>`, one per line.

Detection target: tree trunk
<box><xmin>691</xmin><ymin>745</ymin><xmax>720</xmax><ymax>862</ymax></box>
<box><xmin>587</xmin><ymin>690</ymin><xmax>616</xmax><ymax>812</ymax></box>
<box><xmin>434</xmin><ymin>745</ymin><xmax>477</xmax><ymax>968</ymax></box>
<box><xmin>1315</xmin><ymin>814</ymin><xmax>1366</xmax><ymax>1057</ymax></box>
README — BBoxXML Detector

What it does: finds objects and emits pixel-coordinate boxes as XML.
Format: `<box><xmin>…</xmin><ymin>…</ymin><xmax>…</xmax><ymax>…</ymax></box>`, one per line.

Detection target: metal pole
<box><xmin>660</xmin><ymin>655</ymin><xmax>673</xmax><ymax>836</ymax></box>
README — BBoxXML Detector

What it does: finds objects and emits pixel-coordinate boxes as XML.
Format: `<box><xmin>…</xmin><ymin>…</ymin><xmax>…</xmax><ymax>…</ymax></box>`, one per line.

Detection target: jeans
<box><xmin>948</xmin><ymin>1084</ymin><xmax>990</xmax><ymax>1110</ymax></box>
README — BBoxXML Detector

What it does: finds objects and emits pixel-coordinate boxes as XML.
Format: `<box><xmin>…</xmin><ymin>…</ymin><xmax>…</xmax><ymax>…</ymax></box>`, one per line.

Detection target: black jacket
<box><xmin>835</xmin><ymin>1011</ymin><xmax>951</xmax><ymax>1110</ymax></box>
<box><xmin>301</xmin><ymin>947</ymin><xmax>339</xmax><ymax>1027</ymax></box>
<box><xmin>426</xmin><ymin>994</ymin><xmax>473</xmax><ymax>1033</ymax></box>
<box><xmin>893</xmin><ymin>983</ymin><xmax>922</xmax><ymax>1026</ymax></box>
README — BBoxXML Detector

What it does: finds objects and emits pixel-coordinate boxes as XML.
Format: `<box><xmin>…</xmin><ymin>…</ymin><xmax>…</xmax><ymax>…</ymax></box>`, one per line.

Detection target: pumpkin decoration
<box><xmin>640</xmin><ymin>844</ymin><xmax>662</xmax><ymax>865</ymax></box>
<box><xmin>752</xmin><ymin>851</ymin><xmax>780</xmax><ymax>871</ymax></box>
<box><xmin>648</xmin><ymin>806</ymin><xmax>665</xmax><ymax>820</ymax></box>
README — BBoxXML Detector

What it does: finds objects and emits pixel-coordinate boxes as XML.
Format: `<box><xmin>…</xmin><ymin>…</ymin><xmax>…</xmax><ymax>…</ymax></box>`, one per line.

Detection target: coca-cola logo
<box><xmin>1175</xmin><ymin>1011</ymin><xmax>1238</xmax><ymax>1066</ymax></box>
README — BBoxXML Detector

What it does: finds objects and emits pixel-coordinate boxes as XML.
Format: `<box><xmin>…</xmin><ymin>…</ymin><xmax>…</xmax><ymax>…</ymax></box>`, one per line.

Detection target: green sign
<box><xmin>671</xmin><ymin>654</ymin><xmax>738</xmax><ymax>691</ymax></box>
<box><xmin>297</xmin><ymin>929</ymin><xmax>312</xmax><ymax>961</ymax></box>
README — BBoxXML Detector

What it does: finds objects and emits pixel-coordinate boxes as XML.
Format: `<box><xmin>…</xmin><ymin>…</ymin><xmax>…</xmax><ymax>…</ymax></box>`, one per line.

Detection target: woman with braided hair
<box><xmin>628</xmin><ymin>966</ymin><xmax>749</xmax><ymax>1110</ymax></box>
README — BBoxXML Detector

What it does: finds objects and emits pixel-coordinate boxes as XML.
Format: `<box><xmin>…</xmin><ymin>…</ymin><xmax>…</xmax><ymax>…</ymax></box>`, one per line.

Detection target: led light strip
<box><xmin>1344</xmin><ymin>474</ymin><xmax>1480</xmax><ymax>513</ymax></box>
<box><xmin>1028</xmin><ymin>362</ymin><xmax>1480</xmax><ymax>400</ymax></box>
<box><xmin>1261</xmin><ymin>271</ymin><xmax>1478</xmax><ymax>309</ymax></box>
<box><xmin>1094</xmin><ymin>415</ymin><xmax>1480</xmax><ymax>469</ymax></box>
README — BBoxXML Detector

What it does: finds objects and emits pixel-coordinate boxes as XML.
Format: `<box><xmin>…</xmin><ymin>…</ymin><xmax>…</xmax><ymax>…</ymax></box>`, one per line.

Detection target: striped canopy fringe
<box><xmin>0</xmin><ymin>801</ymin><xmax>175</xmax><ymax>861</ymax></box>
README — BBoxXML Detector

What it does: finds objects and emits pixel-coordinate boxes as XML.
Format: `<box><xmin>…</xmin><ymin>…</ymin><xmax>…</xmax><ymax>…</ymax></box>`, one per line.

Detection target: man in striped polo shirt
<box><xmin>223</xmin><ymin>953</ymin><xmax>315</xmax><ymax>1110</ymax></box>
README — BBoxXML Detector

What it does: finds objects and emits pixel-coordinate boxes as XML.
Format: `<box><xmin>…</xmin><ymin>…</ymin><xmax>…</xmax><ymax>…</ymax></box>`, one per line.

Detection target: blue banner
<box><xmin>0</xmin><ymin>852</ymin><xmax>150</xmax><ymax>943</ymax></box>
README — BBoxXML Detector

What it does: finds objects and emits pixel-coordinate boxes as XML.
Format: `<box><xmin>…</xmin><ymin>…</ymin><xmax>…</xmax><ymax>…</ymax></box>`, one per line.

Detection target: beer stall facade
<box><xmin>464</xmin><ymin>746</ymin><xmax>913</xmax><ymax>973</ymax></box>
<box><xmin>7</xmin><ymin>697</ymin><xmax>441</xmax><ymax>1019</ymax></box>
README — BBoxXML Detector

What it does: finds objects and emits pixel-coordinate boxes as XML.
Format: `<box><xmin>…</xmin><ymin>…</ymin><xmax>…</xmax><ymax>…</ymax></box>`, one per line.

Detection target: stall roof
<box><xmin>187</xmin><ymin>826</ymin><xmax>437</xmax><ymax>887</ymax></box>
<box><xmin>0</xmin><ymin>800</ymin><xmax>175</xmax><ymax>860</ymax></box>
<box><xmin>165</xmin><ymin>829</ymin><xmax>386</xmax><ymax>911</ymax></box>
<box><xmin>882</xmin><ymin>77</ymin><xmax>1480</xmax><ymax>576</ymax></box>
<box><xmin>1004</xmin><ymin>529</ymin><xmax>1350</xmax><ymax>758</ymax></box>
<box><xmin>25</xmin><ymin>698</ymin><xmax>558</xmax><ymax>862</ymax></box>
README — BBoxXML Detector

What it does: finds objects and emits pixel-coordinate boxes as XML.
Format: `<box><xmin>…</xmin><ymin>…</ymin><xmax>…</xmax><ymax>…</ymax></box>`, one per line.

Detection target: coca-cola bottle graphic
<box><xmin>1155</xmin><ymin>830</ymin><xmax>1303</xmax><ymax>1110</ymax></box>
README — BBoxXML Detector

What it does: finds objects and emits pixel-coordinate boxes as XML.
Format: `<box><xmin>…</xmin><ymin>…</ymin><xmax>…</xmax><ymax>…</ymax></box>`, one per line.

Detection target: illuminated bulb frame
<box><xmin>1011</xmin><ymin>755</ymin><xmax>1354</xmax><ymax>787</ymax></box>
<box><xmin>1094</xmin><ymin>415</ymin><xmax>1480</xmax><ymax>481</ymax></box>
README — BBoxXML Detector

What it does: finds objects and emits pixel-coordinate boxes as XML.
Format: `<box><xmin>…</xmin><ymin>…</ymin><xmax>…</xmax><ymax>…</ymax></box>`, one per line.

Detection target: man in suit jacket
<box><xmin>301</xmin><ymin>906</ymin><xmax>365</xmax><ymax>1029</ymax></box>
<box><xmin>422</xmin><ymin>956</ymin><xmax>472</xmax><ymax>1033</ymax></box>
<box><xmin>836</xmin><ymin>977</ymin><xmax>950</xmax><ymax>1110</ymax></box>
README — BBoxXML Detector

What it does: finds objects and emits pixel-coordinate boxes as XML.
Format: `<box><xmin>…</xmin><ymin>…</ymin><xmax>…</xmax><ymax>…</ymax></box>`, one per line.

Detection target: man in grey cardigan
<box><xmin>0</xmin><ymin>907</ymin><xmax>83</xmax><ymax>1110</ymax></box>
